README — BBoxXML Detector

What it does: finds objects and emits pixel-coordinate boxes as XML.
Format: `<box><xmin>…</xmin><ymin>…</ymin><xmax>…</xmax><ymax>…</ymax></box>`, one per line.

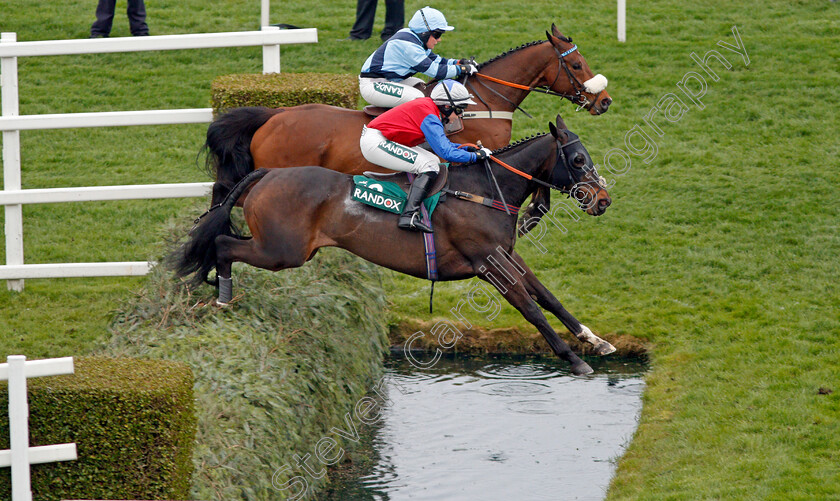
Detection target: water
<box><xmin>321</xmin><ymin>354</ymin><xmax>646</xmax><ymax>501</ymax></box>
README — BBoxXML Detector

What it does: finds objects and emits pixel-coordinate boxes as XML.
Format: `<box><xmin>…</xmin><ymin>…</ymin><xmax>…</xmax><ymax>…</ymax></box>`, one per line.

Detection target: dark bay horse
<box><xmin>174</xmin><ymin>116</ymin><xmax>615</xmax><ymax>375</ymax></box>
<box><xmin>205</xmin><ymin>25</ymin><xmax>612</xmax><ymax>228</ymax></box>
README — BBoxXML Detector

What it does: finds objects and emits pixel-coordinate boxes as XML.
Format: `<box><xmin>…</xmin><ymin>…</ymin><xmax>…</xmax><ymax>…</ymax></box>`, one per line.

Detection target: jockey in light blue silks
<box><xmin>359</xmin><ymin>6</ymin><xmax>478</xmax><ymax>108</ymax></box>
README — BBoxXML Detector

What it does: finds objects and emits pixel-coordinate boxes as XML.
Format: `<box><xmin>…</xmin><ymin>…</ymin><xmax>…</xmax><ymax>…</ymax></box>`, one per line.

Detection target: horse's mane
<box><xmin>478</xmin><ymin>40</ymin><xmax>545</xmax><ymax>69</ymax></box>
<box><xmin>490</xmin><ymin>133</ymin><xmax>549</xmax><ymax>155</ymax></box>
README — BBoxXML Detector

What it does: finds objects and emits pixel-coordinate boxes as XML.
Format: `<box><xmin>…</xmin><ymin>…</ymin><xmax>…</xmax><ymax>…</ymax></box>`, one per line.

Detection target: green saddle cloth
<box><xmin>351</xmin><ymin>175</ymin><xmax>442</xmax><ymax>215</ymax></box>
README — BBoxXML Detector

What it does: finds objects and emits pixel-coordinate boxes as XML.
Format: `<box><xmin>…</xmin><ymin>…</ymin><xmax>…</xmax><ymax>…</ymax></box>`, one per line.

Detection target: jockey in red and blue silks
<box><xmin>359</xmin><ymin>6</ymin><xmax>478</xmax><ymax>108</ymax></box>
<box><xmin>360</xmin><ymin>80</ymin><xmax>492</xmax><ymax>233</ymax></box>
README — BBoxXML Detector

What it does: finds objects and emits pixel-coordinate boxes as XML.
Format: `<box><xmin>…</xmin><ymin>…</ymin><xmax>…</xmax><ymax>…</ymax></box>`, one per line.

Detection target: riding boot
<box><xmin>398</xmin><ymin>171</ymin><xmax>438</xmax><ymax>233</ymax></box>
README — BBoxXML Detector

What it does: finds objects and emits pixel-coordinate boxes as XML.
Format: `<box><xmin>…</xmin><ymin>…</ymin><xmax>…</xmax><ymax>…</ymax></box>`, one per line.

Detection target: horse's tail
<box><xmin>170</xmin><ymin>168</ymin><xmax>271</xmax><ymax>286</ymax></box>
<box><xmin>202</xmin><ymin>106</ymin><xmax>277</xmax><ymax>204</ymax></box>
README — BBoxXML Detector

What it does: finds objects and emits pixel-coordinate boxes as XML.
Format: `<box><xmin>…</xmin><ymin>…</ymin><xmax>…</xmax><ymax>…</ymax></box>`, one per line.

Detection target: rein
<box><xmin>472</xmin><ymin>42</ymin><xmax>596</xmax><ymax>111</ymax></box>
<box><xmin>488</xmin><ymin>153</ymin><xmax>565</xmax><ymax>192</ymax></box>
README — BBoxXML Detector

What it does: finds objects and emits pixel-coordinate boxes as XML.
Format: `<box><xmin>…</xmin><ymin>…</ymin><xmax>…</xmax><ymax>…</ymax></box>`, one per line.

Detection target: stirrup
<box><xmin>399</xmin><ymin>212</ymin><xmax>432</xmax><ymax>233</ymax></box>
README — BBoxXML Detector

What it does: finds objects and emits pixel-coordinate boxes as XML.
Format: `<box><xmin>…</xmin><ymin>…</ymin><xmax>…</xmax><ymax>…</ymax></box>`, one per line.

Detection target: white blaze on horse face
<box><xmin>583</xmin><ymin>74</ymin><xmax>608</xmax><ymax>94</ymax></box>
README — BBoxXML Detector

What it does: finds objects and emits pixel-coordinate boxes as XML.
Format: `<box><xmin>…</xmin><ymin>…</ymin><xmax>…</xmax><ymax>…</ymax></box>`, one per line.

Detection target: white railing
<box><xmin>0</xmin><ymin>27</ymin><xmax>318</xmax><ymax>290</ymax></box>
<box><xmin>0</xmin><ymin>356</ymin><xmax>77</xmax><ymax>501</ymax></box>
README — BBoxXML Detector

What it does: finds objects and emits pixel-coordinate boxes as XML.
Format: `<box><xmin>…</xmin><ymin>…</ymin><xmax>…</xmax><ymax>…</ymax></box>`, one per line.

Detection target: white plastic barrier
<box><xmin>0</xmin><ymin>27</ymin><xmax>317</xmax><ymax>290</ymax></box>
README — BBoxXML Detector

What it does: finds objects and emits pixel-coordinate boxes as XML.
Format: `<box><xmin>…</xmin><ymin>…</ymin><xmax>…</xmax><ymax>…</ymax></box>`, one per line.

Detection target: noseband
<box><xmin>550</xmin><ymin>44</ymin><xmax>606</xmax><ymax>112</ymax></box>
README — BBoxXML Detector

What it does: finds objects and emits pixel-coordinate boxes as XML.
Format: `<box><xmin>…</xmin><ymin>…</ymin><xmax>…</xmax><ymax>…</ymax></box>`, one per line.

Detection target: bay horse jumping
<box><xmin>173</xmin><ymin>116</ymin><xmax>615</xmax><ymax>375</ymax></box>
<box><xmin>205</xmin><ymin>25</ymin><xmax>612</xmax><ymax>229</ymax></box>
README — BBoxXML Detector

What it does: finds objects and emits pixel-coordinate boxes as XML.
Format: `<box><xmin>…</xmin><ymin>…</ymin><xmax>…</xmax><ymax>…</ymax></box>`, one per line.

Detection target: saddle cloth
<box><xmin>351</xmin><ymin>175</ymin><xmax>442</xmax><ymax>215</ymax></box>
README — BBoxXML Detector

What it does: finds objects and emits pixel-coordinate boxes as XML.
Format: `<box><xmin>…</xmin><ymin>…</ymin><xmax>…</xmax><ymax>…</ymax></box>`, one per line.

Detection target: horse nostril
<box><xmin>600</xmin><ymin>198</ymin><xmax>611</xmax><ymax>208</ymax></box>
<box><xmin>601</xmin><ymin>98</ymin><xmax>612</xmax><ymax>110</ymax></box>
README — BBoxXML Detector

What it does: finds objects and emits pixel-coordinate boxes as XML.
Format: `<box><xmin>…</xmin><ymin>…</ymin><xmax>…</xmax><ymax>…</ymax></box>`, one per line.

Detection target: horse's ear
<box><xmin>549</xmin><ymin>121</ymin><xmax>558</xmax><ymax>138</ymax></box>
<box><xmin>555</xmin><ymin>114</ymin><xmax>567</xmax><ymax>130</ymax></box>
<box><xmin>551</xmin><ymin>24</ymin><xmax>570</xmax><ymax>42</ymax></box>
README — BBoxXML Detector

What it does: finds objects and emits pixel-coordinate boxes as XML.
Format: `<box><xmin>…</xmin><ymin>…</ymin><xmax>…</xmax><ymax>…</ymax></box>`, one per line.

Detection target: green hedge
<box><xmin>106</xmin><ymin>221</ymin><xmax>390</xmax><ymax>500</ymax></box>
<box><xmin>0</xmin><ymin>356</ymin><xmax>195</xmax><ymax>501</ymax></box>
<box><xmin>211</xmin><ymin>73</ymin><xmax>360</xmax><ymax>115</ymax></box>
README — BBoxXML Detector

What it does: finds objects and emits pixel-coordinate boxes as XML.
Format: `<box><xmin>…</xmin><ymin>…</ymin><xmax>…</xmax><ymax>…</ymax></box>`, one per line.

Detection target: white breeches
<box><xmin>359</xmin><ymin>76</ymin><xmax>426</xmax><ymax>108</ymax></box>
<box><xmin>360</xmin><ymin>127</ymin><xmax>440</xmax><ymax>175</ymax></box>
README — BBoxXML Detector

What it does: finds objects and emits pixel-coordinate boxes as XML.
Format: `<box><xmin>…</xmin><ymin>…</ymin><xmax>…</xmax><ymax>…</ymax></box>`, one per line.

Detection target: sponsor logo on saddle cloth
<box><xmin>373</xmin><ymin>81</ymin><xmax>404</xmax><ymax>98</ymax></box>
<box><xmin>352</xmin><ymin>175</ymin><xmax>442</xmax><ymax>215</ymax></box>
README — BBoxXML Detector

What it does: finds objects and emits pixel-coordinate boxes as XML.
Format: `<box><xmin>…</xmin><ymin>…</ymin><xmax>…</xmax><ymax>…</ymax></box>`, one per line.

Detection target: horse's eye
<box><xmin>573</xmin><ymin>153</ymin><xmax>586</xmax><ymax>167</ymax></box>
<box><xmin>572</xmin><ymin>62</ymin><xmax>582</xmax><ymax>70</ymax></box>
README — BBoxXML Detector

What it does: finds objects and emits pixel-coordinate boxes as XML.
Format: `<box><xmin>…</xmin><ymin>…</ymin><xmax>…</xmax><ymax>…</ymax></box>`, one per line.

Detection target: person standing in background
<box><xmin>343</xmin><ymin>0</ymin><xmax>404</xmax><ymax>42</ymax></box>
<box><xmin>89</xmin><ymin>0</ymin><xmax>149</xmax><ymax>38</ymax></box>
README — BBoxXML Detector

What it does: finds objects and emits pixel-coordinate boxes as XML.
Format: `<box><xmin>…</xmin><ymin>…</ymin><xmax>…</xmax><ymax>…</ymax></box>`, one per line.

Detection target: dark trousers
<box><xmin>90</xmin><ymin>0</ymin><xmax>149</xmax><ymax>36</ymax></box>
<box><xmin>349</xmin><ymin>0</ymin><xmax>404</xmax><ymax>41</ymax></box>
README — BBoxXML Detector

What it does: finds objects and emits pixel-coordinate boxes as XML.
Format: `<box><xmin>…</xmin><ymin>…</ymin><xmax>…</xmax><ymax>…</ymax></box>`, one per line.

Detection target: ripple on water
<box><xmin>474</xmin><ymin>362</ymin><xmax>567</xmax><ymax>380</ymax></box>
<box><xmin>320</xmin><ymin>355</ymin><xmax>647</xmax><ymax>501</ymax></box>
<box><xmin>478</xmin><ymin>380</ymin><xmax>554</xmax><ymax>397</ymax></box>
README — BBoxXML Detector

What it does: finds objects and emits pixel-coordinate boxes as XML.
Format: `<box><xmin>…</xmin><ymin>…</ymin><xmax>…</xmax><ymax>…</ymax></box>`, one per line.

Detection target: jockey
<box><xmin>359</xmin><ymin>6</ymin><xmax>479</xmax><ymax>108</ymax></box>
<box><xmin>360</xmin><ymin>80</ymin><xmax>492</xmax><ymax>233</ymax></box>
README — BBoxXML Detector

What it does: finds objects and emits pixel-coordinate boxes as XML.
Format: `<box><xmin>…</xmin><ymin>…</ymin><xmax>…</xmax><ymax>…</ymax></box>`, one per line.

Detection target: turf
<box><xmin>0</xmin><ymin>0</ymin><xmax>838</xmax><ymax>499</ymax></box>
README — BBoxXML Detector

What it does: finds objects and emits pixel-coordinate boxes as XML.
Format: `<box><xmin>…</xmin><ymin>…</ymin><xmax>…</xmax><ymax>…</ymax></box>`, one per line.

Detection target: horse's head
<box><xmin>547</xmin><ymin>115</ymin><xmax>611</xmax><ymax>216</ymax></box>
<box><xmin>545</xmin><ymin>25</ymin><xmax>612</xmax><ymax>116</ymax></box>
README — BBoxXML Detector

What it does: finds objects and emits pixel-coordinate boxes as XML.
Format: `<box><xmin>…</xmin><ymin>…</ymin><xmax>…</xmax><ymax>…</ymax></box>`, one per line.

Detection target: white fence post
<box><xmin>1</xmin><ymin>356</ymin><xmax>77</xmax><ymax>501</ymax></box>
<box><xmin>262</xmin><ymin>25</ymin><xmax>281</xmax><ymax>73</ymax></box>
<box><xmin>261</xmin><ymin>0</ymin><xmax>271</xmax><ymax>28</ymax></box>
<box><xmin>617</xmin><ymin>0</ymin><xmax>626</xmax><ymax>43</ymax></box>
<box><xmin>1</xmin><ymin>32</ymin><xmax>24</xmax><ymax>291</ymax></box>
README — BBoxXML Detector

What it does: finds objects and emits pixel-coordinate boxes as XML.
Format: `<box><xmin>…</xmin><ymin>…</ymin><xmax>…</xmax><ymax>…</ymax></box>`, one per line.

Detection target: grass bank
<box><xmin>1</xmin><ymin>0</ymin><xmax>838</xmax><ymax>499</ymax></box>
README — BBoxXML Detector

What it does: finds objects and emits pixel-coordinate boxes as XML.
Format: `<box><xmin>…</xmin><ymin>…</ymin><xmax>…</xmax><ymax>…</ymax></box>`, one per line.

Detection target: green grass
<box><xmin>1</xmin><ymin>0</ymin><xmax>839</xmax><ymax>499</ymax></box>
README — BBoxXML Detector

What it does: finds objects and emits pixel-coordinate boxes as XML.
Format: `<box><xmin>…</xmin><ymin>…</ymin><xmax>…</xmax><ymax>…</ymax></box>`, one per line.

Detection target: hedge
<box><xmin>211</xmin><ymin>73</ymin><xmax>360</xmax><ymax>115</ymax></box>
<box><xmin>0</xmin><ymin>356</ymin><xmax>195</xmax><ymax>501</ymax></box>
<box><xmin>106</xmin><ymin>223</ymin><xmax>390</xmax><ymax>500</ymax></box>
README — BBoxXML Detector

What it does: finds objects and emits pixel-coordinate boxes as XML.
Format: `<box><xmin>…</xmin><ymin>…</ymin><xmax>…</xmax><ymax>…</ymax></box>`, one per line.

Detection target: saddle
<box><xmin>362</xmin><ymin>163</ymin><xmax>450</xmax><ymax>198</ymax></box>
<box><xmin>363</xmin><ymin>105</ymin><xmax>464</xmax><ymax>135</ymax></box>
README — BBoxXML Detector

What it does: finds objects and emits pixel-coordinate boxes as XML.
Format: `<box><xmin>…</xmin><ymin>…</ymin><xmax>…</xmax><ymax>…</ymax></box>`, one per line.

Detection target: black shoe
<box><xmin>132</xmin><ymin>32</ymin><xmax>149</xmax><ymax>36</ymax></box>
<box><xmin>398</xmin><ymin>172</ymin><xmax>437</xmax><ymax>233</ymax></box>
<box><xmin>89</xmin><ymin>33</ymin><xmax>107</xmax><ymax>38</ymax></box>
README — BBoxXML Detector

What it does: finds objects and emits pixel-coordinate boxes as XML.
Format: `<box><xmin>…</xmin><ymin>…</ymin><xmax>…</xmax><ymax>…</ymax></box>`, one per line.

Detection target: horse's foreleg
<box><xmin>510</xmin><ymin>251</ymin><xmax>616</xmax><ymax>356</ymax></box>
<box><xmin>478</xmin><ymin>273</ymin><xmax>593</xmax><ymax>375</ymax></box>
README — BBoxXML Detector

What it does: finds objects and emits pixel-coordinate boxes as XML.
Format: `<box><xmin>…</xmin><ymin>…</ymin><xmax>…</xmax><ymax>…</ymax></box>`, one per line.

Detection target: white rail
<box><xmin>1</xmin><ymin>27</ymin><xmax>317</xmax><ymax>290</ymax></box>
<box><xmin>0</xmin><ymin>356</ymin><xmax>77</xmax><ymax>501</ymax></box>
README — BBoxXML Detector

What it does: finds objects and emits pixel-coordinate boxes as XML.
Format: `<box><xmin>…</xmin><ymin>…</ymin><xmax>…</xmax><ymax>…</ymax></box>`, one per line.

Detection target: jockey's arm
<box><xmin>419</xmin><ymin>115</ymin><xmax>477</xmax><ymax>164</ymax></box>
<box><xmin>395</xmin><ymin>42</ymin><xmax>459</xmax><ymax>80</ymax></box>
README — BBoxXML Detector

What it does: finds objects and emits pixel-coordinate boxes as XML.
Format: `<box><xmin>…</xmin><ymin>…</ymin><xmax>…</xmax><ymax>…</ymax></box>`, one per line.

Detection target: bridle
<box><xmin>454</xmin><ymin>131</ymin><xmax>608</xmax><ymax>216</ymax></box>
<box><xmin>548</xmin><ymin>131</ymin><xmax>609</xmax><ymax>207</ymax></box>
<box><xmin>470</xmin><ymin>40</ymin><xmax>605</xmax><ymax>112</ymax></box>
<box><xmin>477</xmin><ymin>132</ymin><xmax>607</xmax><ymax>198</ymax></box>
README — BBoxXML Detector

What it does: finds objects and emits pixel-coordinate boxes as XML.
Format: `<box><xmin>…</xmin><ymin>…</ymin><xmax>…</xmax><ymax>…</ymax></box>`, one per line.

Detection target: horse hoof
<box><xmin>571</xmin><ymin>362</ymin><xmax>594</xmax><ymax>376</ymax></box>
<box><xmin>595</xmin><ymin>342</ymin><xmax>617</xmax><ymax>356</ymax></box>
<box><xmin>214</xmin><ymin>299</ymin><xmax>229</xmax><ymax>308</ymax></box>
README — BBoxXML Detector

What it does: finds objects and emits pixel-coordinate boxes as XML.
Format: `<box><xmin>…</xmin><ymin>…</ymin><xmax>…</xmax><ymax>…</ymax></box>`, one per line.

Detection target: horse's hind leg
<box><xmin>213</xmin><ymin>234</ymin><xmax>309</xmax><ymax>305</ymax></box>
<box><xmin>510</xmin><ymin>251</ymin><xmax>616</xmax><ymax>356</ymax></box>
<box><xmin>478</xmin><ymin>273</ymin><xmax>593</xmax><ymax>376</ymax></box>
